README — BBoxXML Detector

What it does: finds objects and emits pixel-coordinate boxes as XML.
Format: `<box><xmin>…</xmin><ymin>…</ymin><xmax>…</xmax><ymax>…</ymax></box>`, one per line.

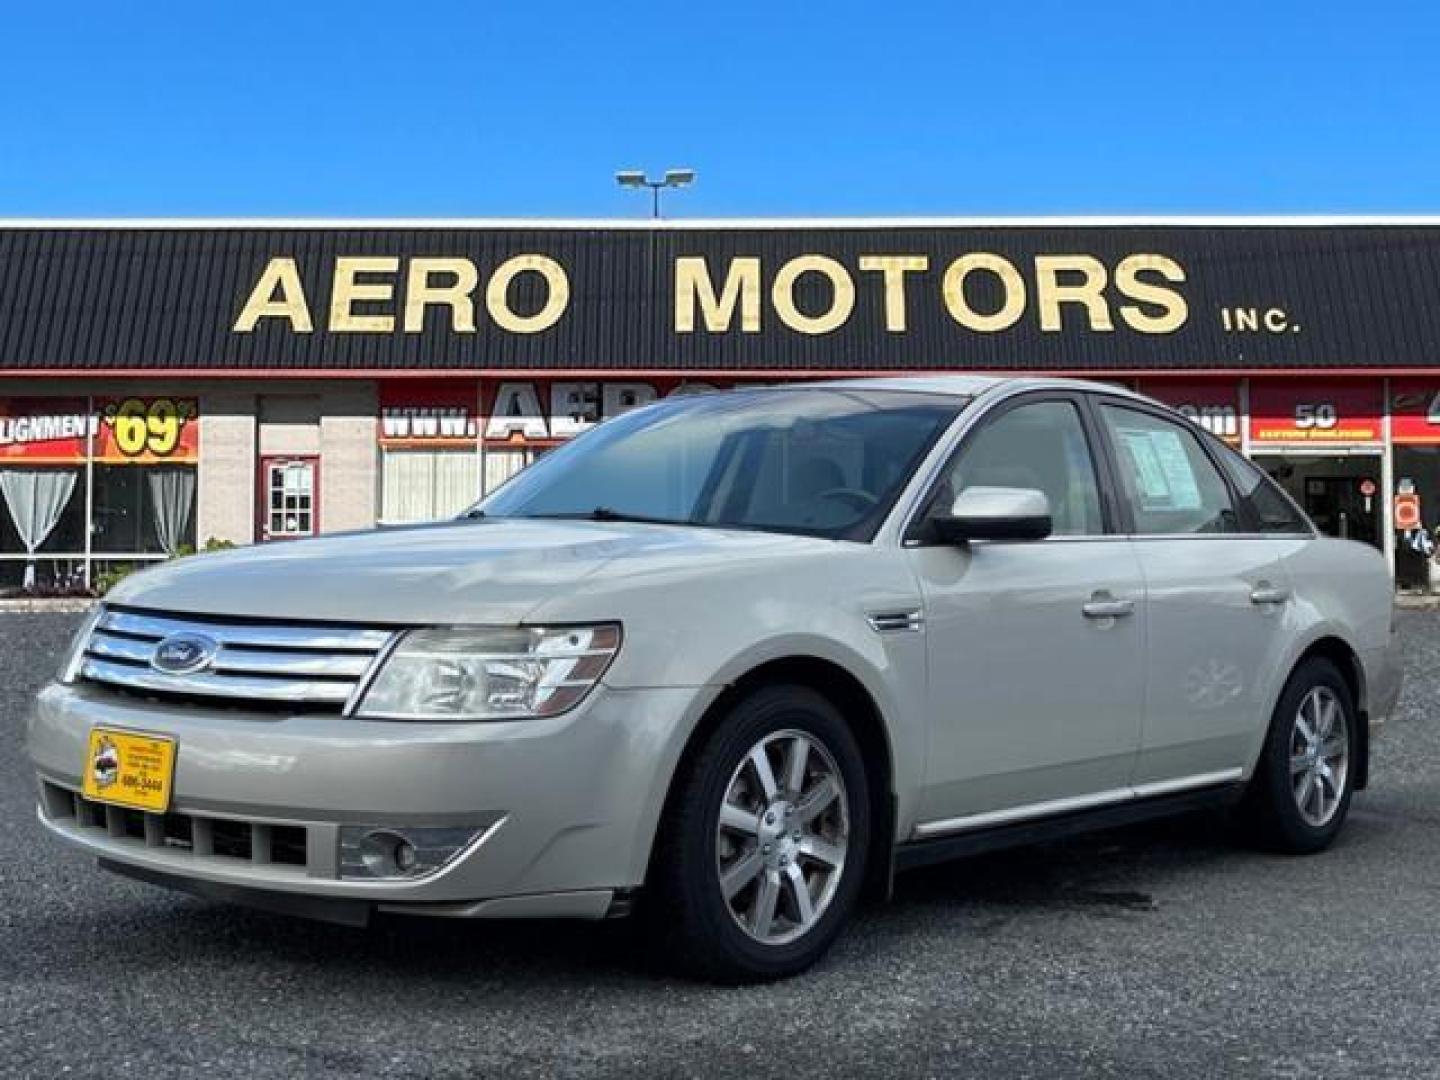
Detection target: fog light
<box><xmin>394</xmin><ymin>839</ymin><xmax>418</xmax><ymax>874</ymax></box>
<box><xmin>357</xmin><ymin>830</ymin><xmax>417</xmax><ymax>877</ymax></box>
<box><xmin>339</xmin><ymin>823</ymin><xmax>500</xmax><ymax>881</ymax></box>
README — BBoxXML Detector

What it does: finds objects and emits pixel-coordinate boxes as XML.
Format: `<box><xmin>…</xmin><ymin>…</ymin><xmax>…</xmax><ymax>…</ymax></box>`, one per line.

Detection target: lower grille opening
<box><xmin>49</xmin><ymin>785</ymin><xmax>313</xmax><ymax>874</ymax></box>
<box><xmin>162</xmin><ymin>814</ymin><xmax>194</xmax><ymax>851</ymax></box>
<box><xmin>120</xmin><ymin>808</ymin><xmax>147</xmax><ymax>840</ymax></box>
<box><xmin>271</xmin><ymin>826</ymin><xmax>307</xmax><ymax>867</ymax></box>
<box><xmin>210</xmin><ymin>819</ymin><xmax>253</xmax><ymax>860</ymax></box>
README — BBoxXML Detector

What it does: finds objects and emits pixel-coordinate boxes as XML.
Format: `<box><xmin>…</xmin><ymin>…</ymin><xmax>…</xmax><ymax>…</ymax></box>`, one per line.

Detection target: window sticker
<box><xmin>1119</xmin><ymin>428</ymin><xmax>1201</xmax><ymax>510</ymax></box>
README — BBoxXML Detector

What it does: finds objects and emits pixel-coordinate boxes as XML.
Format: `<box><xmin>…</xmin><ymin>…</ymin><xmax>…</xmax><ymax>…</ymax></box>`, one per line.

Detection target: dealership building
<box><xmin>4</xmin><ymin>216</ymin><xmax>1440</xmax><ymax>593</ymax></box>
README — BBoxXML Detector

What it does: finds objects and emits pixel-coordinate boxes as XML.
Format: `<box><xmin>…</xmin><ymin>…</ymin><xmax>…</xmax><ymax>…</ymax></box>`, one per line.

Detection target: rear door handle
<box><xmin>1082</xmin><ymin>592</ymin><xmax>1135</xmax><ymax>619</ymax></box>
<box><xmin>1250</xmin><ymin>583</ymin><xmax>1292</xmax><ymax>605</ymax></box>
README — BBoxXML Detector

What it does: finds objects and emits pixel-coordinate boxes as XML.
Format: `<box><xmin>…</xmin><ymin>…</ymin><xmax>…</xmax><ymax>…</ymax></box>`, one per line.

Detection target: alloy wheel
<box><xmin>714</xmin><ymin>729</ymin><xmax>850</xmax><ymax>945</ymax></box>
<box><xmin>1290</xmin><ymin>685</ymin><xmax>1349</xmax><ymax>828</ymax></box>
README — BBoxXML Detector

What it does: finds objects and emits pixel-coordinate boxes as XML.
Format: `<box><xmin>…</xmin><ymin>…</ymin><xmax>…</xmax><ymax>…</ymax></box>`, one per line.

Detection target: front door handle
<box><xmin>1082</xmin><ymin>592</ymin><xmax>1135</xmax><ymax>619</ymax></box>
<box><xmin>1250</xmin><ymin>583</ymin><xmax>1292</xmax><ymax>605</ymax></box>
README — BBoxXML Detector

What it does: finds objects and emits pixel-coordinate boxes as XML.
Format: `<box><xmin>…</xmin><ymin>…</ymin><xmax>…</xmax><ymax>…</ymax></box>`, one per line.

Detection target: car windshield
<box><xmin>473</xmin><ymin>388</ymin><xmax>968</xmax><ymax>541</ymax></box>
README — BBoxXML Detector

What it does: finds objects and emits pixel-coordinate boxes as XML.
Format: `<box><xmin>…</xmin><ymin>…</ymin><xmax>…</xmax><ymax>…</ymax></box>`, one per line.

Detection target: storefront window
<box><xmin>0</xmin><ymin>396</ymin><xmax>199</xmax><ymax>593</ymax></box>
<box><xmin>0</xmin><ymin>467</ymin><xmax>86</xmax><ymax>588</ymax></box>
<box><xmin>92</xmin><ymin>464</ymin><xmax>198</xmax><ymax>555</ymax></box>
<box><xmin>483</xmin><ymin>450</ymin><xmax>530</xmax><ymax>496</ymax></box>
<box><xmin>1394</xmin><ymin>447</ymin><xmax>1440</xmax><ymax>592</ymax></box>
<box><xmin>380</xmin><ymin>450</ymin><xmax>480</xmax><ymax>524</ymax></box>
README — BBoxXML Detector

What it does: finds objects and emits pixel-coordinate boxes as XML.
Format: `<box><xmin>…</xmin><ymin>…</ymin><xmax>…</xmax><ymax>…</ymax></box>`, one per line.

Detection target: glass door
<box><xmin>1251</xmin><ymin>452</ymin><xmax>1383</xmax><ymax>549</ymax></box>
<box><xmin>258</xmin><ymin>456</ymin><xmax>319</xmax><ymax>541</ymax></box>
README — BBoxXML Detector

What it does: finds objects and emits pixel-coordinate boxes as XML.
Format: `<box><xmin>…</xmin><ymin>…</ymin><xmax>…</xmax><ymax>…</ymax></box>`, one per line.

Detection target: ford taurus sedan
<box><xmin>27</xmin><ymin>376</ymin><xmax>1401</xmax><ymax>981</ymax></box>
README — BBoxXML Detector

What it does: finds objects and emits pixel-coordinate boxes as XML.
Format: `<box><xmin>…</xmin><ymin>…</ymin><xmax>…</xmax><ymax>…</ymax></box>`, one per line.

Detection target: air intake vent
<box><xmin>866</xmin><ymin>610</ymin><xmax>924</xmax><ymax>633</ymax></box>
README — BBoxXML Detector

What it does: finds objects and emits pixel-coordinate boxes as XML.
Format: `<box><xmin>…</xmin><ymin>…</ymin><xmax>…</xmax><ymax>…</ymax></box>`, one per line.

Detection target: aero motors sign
<box><xmin>1248</xmin><ymin>381</ymin><xmax>1382</xmax><ymax>445</ymax></box>
<box><xmin>236</xmin><ymin>252</ymin><xmax>1190</xmax><ymax>340</ymax></box>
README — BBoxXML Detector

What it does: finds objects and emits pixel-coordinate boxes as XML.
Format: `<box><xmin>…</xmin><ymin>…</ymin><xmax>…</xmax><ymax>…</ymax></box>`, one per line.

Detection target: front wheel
<box><xmin>647</xmin><ymin>684</ymin><xmax>870</xmax><ymax>982</ymax></box>
<box><xmin>1239</xmin><ymin>657</ymin><xmax>1358</xmax><ymax>854</ymax></box>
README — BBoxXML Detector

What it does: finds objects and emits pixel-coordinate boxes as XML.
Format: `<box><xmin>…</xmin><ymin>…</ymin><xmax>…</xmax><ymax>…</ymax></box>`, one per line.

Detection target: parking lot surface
<box><xmin>2</xmin><ymin>610</ymin><xmax>1438</xmax><ymax>1079</ymax></box>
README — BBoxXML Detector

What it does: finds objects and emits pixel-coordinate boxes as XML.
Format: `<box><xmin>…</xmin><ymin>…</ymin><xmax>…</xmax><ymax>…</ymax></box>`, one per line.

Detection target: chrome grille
<box><xmin>79</xmin><ymin>607</ymin><xmax>396</xmax><ymax>712</ymax></box>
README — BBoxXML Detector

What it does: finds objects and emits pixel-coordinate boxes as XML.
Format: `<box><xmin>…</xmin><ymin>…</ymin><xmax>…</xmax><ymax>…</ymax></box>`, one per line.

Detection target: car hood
<box><xmin>105</xmin><ymin>518</ymin><xmax>836</xmax><ymax>625</ymax></box>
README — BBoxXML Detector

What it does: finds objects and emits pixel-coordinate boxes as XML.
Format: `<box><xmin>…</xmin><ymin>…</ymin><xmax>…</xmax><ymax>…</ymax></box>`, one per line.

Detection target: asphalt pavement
<box><xmin>2</xmin><ymin>610</ymin><xmax>1438</xmax><ymax>1079</ymax></box>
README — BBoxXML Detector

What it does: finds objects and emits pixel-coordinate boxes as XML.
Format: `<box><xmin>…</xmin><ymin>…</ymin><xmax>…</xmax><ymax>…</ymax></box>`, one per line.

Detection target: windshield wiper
<box><xmin>517</xmin><ymin>507</ymin><xmax>698</xmax><ymax>526</ymax></box>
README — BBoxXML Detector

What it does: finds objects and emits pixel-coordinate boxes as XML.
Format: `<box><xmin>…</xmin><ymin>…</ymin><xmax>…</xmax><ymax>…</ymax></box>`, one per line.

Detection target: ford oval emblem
<box><xmin>150</xmin><ymin>632</ymin><xmax>219</xmax><ymax>675</ymax></box>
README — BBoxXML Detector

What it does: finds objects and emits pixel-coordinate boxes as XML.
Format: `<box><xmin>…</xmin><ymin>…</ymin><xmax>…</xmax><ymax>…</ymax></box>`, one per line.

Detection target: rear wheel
<box><xmin>648</xmin><ymin>684</ymin><xmax>870</xmax><ymax>982</ymax></box>
<box><xmin>1240</xmin><ymin>657</ymin><xmax>1357</xmax><ymax>853</ymax></box>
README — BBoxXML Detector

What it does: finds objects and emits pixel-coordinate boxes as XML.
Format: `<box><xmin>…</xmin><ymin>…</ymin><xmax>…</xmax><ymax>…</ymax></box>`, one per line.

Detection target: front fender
<box><xmin>1238</xmin><ymin>614</ymin><xmax>1368</xmax><ymax>780</ymax></box>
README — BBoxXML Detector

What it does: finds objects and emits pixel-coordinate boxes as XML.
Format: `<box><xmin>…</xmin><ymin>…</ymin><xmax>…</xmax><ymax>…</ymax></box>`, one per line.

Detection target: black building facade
<box><xmin>3</xmin><ymin>218</ymin><xmax>1439</xmax><ymax>591</ymax></box>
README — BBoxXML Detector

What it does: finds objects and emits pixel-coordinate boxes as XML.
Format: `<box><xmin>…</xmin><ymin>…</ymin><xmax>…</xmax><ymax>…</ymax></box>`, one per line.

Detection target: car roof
<box><xmin>802</xmin><ymin>374</ymin><xmax>1156</xmax><ymax>405</ymax></box>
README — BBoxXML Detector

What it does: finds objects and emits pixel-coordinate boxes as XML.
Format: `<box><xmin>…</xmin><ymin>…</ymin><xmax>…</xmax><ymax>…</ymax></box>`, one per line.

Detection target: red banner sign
<box><xmin>0</xmin><ymin>397</ymin><xmax>199</xmax><ymax>464</ymax></box>
<box><xmin>1390</xmin><ymin>380</ymin><xmax>1440</xmax><ymax>444</ymax></box>
<box><xmin>378</xmin><ymin>381</ymin><xmax>479</xmax><ymax>448</ymax></box>
<box><xmin>380</xmin><ymin>378</ymin><xmax>733</xmax><ymax>448</ymax></box>
<box><xmin>1248</xmin><ymin>380</ymin><xmax>1382</xmax><ymax>445</ymax></box>
<box><xmin>1136</xmin><ymin>379</ymin><xmax>1241</xmax><ymax>443</ymax></box>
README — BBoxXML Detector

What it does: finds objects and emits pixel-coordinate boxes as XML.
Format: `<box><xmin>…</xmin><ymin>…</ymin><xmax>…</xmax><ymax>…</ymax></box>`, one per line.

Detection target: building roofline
<box><xmin>0</xmin><ymin>367</ymin><xmax>1432</xmax><ymax>381</ymax></box>
<box><xmin>5</xmin><ymin>214</ymin><xmax>1440</xmax><ymax>230</ymax></box>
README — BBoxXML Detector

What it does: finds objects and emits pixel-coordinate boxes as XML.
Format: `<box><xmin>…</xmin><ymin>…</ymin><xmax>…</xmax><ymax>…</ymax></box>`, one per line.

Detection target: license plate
<box><xmin>81</xmin><ymin>728</ymin><xmax>176</xmax><ymax>813</ymax></box>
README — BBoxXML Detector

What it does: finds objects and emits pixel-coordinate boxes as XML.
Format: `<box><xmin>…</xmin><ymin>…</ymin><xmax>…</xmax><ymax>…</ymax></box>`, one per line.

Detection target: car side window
<box><xmin>1215</xmin><ymin>445</ymin><xmax>1312</xmax><ymax>533</ymax></box>
<box><xmin>1098</xmin><ymin>403</ymin><xmax>1240</xmax><ymax>535</ymax></box>
<box><xmin>933</xmin><ymin>400</ymin><xmax>1104</xmax><ymax>536</ymax></box>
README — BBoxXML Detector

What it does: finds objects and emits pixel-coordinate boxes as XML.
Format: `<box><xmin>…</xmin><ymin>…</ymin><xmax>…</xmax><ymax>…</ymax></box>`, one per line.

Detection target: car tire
<box><xmin>1239</xmin><ymin>657</ymin><xmax>1358</xmax><ymax>854</ymax></box>
<box><xmin>647</xmin><ymin>683</ymin><xmax>871</xmax><ymax>983</ymax></box>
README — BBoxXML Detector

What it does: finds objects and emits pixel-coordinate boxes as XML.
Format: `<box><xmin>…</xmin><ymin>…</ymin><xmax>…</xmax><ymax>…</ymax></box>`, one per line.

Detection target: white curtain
<box><xmin>0</xmin><ymin>469</ymin><xmax>78</xmax><ymax>588</ymax></box>
<box><xmin>381</xmin><ymin>450</ymin><xmax>482</xmax><ymax>523</ymax></box>
<box><xmin>484</xmin><ymin>450</ymin><xmax>529</xmax><ymax>496</ymax></box>
<box><xmin>147</xmin><ymin>467</ymin><xmax>197</xmax><ymax>555</ymax></box>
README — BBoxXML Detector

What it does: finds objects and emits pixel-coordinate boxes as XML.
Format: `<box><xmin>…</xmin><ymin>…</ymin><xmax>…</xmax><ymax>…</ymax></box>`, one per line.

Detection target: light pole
<box><xmin>615</xmin><ymin>168</ymin><xmax>696</xmax><ymax>218</ymax></box>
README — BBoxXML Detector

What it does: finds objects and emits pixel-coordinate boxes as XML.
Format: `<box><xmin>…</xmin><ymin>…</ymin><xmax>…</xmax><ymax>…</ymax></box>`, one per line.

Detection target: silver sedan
<box><xmin>28</xmin><ymin>376</ymin><xmax>1401</xmax><ymax>981</ymax></box>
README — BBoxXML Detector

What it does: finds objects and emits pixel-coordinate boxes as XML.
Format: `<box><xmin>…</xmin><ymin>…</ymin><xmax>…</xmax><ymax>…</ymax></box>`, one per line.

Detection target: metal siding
<box><xmin>2</xmin><ymin>224</ymin><xmax>1440</xmax><ymax>372</ymax></box>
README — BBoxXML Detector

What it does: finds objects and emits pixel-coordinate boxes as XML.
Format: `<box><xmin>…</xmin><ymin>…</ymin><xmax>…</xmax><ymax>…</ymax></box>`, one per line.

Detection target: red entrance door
<box><xmin>258</xmin><ymin>456</ymin><xmax>320</xmax><ymax>541</ymax></box>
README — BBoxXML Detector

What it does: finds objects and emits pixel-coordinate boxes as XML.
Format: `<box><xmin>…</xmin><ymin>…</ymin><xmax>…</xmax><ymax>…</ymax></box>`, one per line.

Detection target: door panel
<box><xmin>906</xmin><ymin>394</ymin><xmax>1146</xmax><ymax>827</ymax></box>
<box><xmin>1091</xmin><ymin>399</ymin><xmax>1296</xmax><ymax>784</ymax></box>
<box><xmin>911</xmin><ymin>540</ymin><xmax>1146</xmax><ymax>821</ymax></box>
<box><xmin>1127</xmin><ymin>538</ymin><xmax>1295</xmax><ymax>783</ymax></box>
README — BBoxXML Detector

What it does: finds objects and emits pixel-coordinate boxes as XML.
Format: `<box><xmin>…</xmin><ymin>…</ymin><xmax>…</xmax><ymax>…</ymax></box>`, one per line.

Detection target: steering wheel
<box><xmin>814</xmin><ymin>487</ymin><xmax>879</xmax><ymax>512</ymax></box>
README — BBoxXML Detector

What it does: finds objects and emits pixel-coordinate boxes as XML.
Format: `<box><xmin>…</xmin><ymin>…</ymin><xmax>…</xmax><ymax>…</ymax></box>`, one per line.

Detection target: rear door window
<box><xmin>1098</xmin><ymin>403</ymin><xmax>1240</xmax><ymax>535</ymax></box>
<box><xmin>1215</xmin><ymin>446</ymin><xmax>1313</xmax><ymax>534</ymax></box>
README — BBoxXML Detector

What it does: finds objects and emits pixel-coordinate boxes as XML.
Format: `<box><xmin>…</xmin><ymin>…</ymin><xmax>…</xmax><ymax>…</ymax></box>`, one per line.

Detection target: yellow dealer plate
<box><xmin>81</xmin><ymin>728</ymin><xmax>176</xmax><ymax>813</ymax></box>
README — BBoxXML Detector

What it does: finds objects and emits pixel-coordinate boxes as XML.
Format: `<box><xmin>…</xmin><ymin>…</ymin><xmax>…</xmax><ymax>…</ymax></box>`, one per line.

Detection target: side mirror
<box><xmin>933</xmin><ymin>486</ymin><xmax>1052</xmax><ymax>543</ymax></box>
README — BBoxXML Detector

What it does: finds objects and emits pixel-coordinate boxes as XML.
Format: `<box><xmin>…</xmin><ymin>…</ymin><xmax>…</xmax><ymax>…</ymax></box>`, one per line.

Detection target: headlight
<box><xmin>58</xmin><ymin>605</ymin><xmax>104</xmax><ymax>684</ymax></box>
<box><xmin>352</xmin><ymin>624</ymin><xmax>621</xmax><ymax>721</ymax></box>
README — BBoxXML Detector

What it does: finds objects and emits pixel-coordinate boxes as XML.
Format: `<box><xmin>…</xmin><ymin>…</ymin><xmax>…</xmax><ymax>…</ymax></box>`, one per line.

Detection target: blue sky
<box><xmin>1</xmin><ymin>1</ymin><xmax>1436</xmax><ymax>217</ymax></box>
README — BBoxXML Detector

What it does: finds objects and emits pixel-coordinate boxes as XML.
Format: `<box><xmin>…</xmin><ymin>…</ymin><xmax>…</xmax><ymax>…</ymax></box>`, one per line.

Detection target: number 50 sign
<box><xmin>97</xmin><ymin>397</ymin><xmax>200</xmax><ymax>463</ymax></box>
<box><xmin>1250</xmin><ymin>382</ymin><xmax>1382</xmax><ymax>444</ymax></box>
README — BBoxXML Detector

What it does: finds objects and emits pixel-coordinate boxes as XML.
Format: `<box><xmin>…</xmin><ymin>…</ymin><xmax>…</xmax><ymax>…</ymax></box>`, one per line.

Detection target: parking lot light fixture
<box><xmin>614</xmin><ymin>168</ymin><xmax>696</xmax><ymax>218</ymax></box>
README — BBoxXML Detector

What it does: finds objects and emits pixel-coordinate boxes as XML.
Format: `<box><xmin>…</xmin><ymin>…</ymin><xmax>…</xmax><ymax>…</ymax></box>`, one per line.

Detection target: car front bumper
<box><xmin>27</xmin><ymin>680</ymin><xmax>712</xmax><ymax>919</ymax></box>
